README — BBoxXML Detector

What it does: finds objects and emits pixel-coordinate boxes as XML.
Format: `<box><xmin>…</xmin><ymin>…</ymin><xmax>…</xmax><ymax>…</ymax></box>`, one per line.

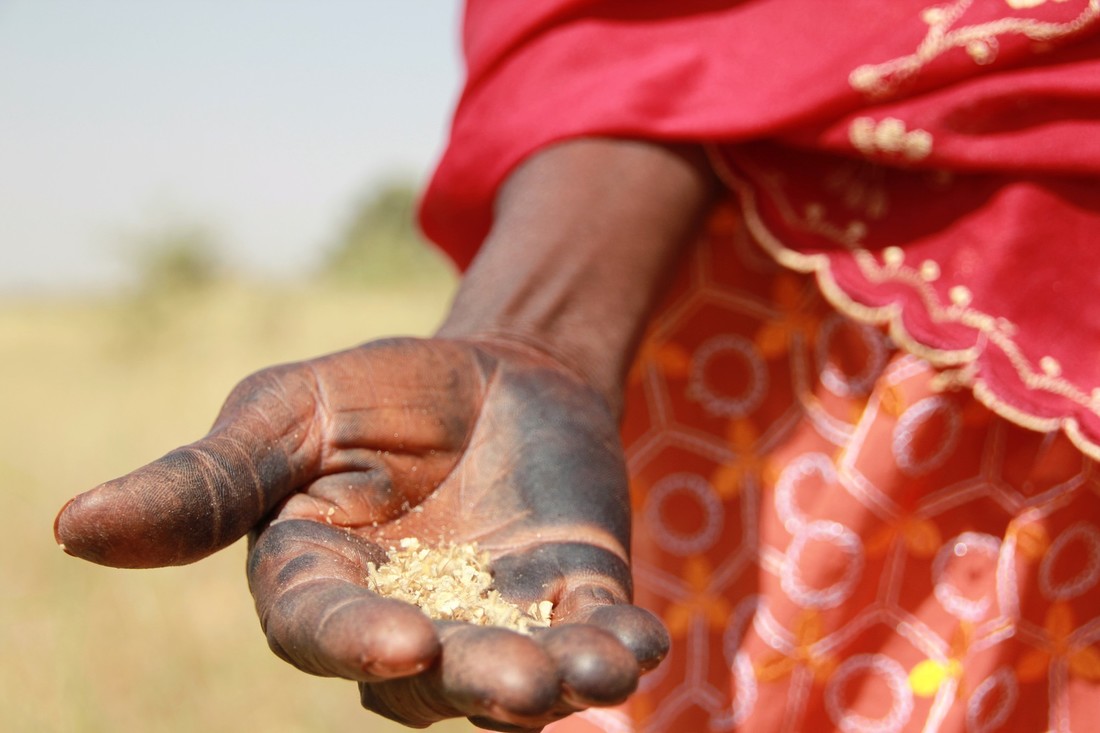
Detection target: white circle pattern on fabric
<box><xmin>781</xmin><ymin>520</ymin><xmax>865</xmax><ymax>609</ymax></box>
<box><xmin>825</xmin><ymin>654</ymin><xmax>914</xmax><ymax>733</ymax></box>
<box><xmin>687</xmin><ymin>335</ymin><xmax>768</xmax><ymax>418</ymax></box>
<box><xmin>892</xmin><ymin>396</ymin><xmax>961</xmax><ymax>475</ymax></box>
<box><xmin>775</xmin><ymin>452</ymin><xmax>838</xmax><ymax>533</ymax></box>
<box><xmin>729</xmin><ymin>651</ymin><xmax>758</xmax><ymax>728</ymax></box>
<box><xmin>602</xmin><ymin>204</ymin><xmax>1100</xmax><ymax>733</ymax></box>
<box><xmin>965</xmin><ymin>667</ymin><xmax>1018</xmax><ymax>733</ymax></box>
<box><xmin>932</xmin><ymin>532</ymin><xmax>1002</xmax><ymax>622</ymax></box>
<box><xmin>643</xmin><ymin>473</ymin><xmax>725</xmax><ymax>556</ymax></box>
<box><xmin>816</xmin><ymin>314</ymin><xmax>889</xmax><ymax>398</ymax></box>
<box><xmin>1039</xmin><ymin>521</ymin><xmax>1100</xmax><ymax>602</ymax></box>
<box><xmin>719</xmin><ymin>597</ymin><xmax>761</xmax><ymax>727</ymax></box>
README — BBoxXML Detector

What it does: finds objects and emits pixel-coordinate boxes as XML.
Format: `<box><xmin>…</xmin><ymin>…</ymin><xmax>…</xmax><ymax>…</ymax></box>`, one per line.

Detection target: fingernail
<box><xmin>368</xmin><ymin>659</ymin><xmax>430</xmax><ymax>677</ymax></box>
<box><xmin>53</xmin><ymin>497</ymin><xmax>76</xmax><ymax>545</ymax></box>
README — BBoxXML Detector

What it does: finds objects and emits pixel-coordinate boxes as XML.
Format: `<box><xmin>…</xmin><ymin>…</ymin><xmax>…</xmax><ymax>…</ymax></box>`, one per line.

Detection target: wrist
<box><xmin>435</xmin><ymin>137</ymin><xmax>717</xmax><ymax>418</ymax></box>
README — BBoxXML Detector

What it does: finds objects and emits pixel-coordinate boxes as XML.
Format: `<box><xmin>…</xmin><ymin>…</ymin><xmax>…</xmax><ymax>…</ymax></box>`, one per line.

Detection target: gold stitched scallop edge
<box><xmin>707</xmin><ymin>146</ymin><xmax>1100</xmax><ymax>463</ymax></box>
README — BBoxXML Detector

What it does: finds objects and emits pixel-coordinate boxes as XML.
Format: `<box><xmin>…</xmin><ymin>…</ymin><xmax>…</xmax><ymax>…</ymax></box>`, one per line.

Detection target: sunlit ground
<box><xmin>0</xmin><ymin>277</ymin><xmax>479</xmax><ymax>732</ymax></box>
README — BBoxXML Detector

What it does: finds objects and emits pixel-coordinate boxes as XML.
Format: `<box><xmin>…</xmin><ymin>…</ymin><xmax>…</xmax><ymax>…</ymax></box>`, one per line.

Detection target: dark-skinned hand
<box><xmin>54</xmin><ymin>336</ymin><xmax>669</xmax><ymax>731</ymax></box>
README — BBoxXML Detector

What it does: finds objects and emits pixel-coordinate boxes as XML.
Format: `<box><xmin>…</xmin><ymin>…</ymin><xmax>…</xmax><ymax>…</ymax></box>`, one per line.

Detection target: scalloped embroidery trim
<box><xmin>707</xmin><ymin>147</ymin><xmax>1100</xmax><ymax>462</ymax></box>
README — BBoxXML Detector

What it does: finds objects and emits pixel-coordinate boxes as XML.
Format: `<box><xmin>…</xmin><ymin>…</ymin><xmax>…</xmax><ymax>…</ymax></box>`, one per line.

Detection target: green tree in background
<box><xmin>112</xmin><ymin>217</ymin><xmax>226</xmax><ymax>351</ymax></box>
<box><xmin>125</xmin><ymin>220</ymin><xmax>223</xmax><ymax>295</ymax></box>
<box><xmin>322</xmin><ymin>179</ymin><xmax>454</xmax><ymax>286</ymax></box>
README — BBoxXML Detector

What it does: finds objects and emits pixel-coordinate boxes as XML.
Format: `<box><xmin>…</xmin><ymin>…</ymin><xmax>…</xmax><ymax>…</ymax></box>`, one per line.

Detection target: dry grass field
<box><xmin>0</xmin><ymin>278</ymin><xmax>476</xmax><ymax>732</ymax></box>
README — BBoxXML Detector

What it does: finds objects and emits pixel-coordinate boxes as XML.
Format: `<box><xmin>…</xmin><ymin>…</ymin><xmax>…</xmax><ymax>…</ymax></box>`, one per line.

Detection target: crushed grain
<box><xmin>366</xmin><ymin>537</ymin><xmax>553</xmax><ymax>634</ymax></box>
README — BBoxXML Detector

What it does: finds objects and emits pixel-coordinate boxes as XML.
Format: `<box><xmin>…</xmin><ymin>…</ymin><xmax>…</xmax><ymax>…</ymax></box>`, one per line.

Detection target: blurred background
<box><xmin>1</xmin><ymin>1</ymin><xmax>475</xmax><ymax>730</ymax></box>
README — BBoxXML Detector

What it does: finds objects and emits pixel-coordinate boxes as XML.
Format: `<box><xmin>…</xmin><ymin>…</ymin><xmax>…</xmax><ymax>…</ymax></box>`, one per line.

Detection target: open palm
<box><xmin>56</xmin><ymin>337</ymin><xmax>668</xmax><ymax>731</ymax></box>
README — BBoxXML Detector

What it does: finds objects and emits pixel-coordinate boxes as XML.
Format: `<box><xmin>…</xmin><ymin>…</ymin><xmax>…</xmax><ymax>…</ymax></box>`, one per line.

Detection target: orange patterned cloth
<box><xmin>422</xmin><ymin>2</ymin><xmax>1100</xmax><ymax>730</ymax></box>
<box><xmin>542</xmin><ymin>205</ymin><xmax>1100</xmax><ymax>732</ymax></box>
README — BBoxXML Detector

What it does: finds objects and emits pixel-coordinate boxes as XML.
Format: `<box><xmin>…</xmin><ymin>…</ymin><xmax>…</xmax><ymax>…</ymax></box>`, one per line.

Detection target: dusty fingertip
<box><xmin>442</xmin><ymin>626</ymin><xmax>560</xmax><ymax>718</ymax></box>
<box><xmin>587</xmin><ymin>605</ymin><xmax>671</xmax><ymax>672</ymax></box>
<box><xmin>54</xmin><ymin>486</ymin><xmax>177</xmax><ymax>568</ymax></box>
<box><xmin>52</xmin><ymin>491</ymin><xmax>112</xmax><ymax>565</ymax></box>
<box><xmin>352</xmin><ymin>600</ymin><xmax>443</xmax><ymax>679</ymax></box>
<box><xmin>541</xmin><ymin>625</ymin><xmax>639</xmax><ymax>706</ymax></box>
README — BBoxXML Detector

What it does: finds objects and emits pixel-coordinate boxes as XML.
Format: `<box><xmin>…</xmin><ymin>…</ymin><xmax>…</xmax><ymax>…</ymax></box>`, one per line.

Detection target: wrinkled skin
<box><xmin>55</xmin><ymin>336</ymin><xmax>669</xmax><ymax>731</ymax></box>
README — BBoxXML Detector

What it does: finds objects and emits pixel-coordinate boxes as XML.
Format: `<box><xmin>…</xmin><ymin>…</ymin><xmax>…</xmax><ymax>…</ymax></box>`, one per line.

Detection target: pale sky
<box><xmin>0</xmin><ymin>0</ymin><xmax>463</xmax><ymax>293</ymax></box>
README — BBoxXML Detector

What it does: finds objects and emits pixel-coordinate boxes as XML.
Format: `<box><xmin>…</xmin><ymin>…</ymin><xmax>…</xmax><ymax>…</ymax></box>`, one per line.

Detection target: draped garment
<box><xmin>420</xmin><ymin>2</ymin><xmax>1100</xmax><ymax>730</ymax></box>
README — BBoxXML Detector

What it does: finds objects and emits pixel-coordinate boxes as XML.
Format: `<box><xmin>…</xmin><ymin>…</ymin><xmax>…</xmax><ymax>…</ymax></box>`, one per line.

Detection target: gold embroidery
<box><xmin>849</xmin><ymin>117</ymin><xmax>934</xmax><ymax>161</ymax></box>
<box><xmin>920</xmin><ymin>260</ymin><xmax>941</xmax><ymax>281</ymax></box>
<box><xmin>1041</xmin><ymin>356</ymin><xmax>1063</xmax><ymax>377</ymax></box>
<box><xmin>1007</xmin><ymin>0</ymin><xmax>1072</xmax><ymax>8</ymax></box>
<box><xmin>849</xmin><ymin>0</ymin><xmax>1100</xmax><ymax>97</ymax></box>
<box><xmin>706</xmin><ymin>147</ymin><xmax>1100</xmax><ymax>462</ymax></box>
<box><xmin>949</xmin><ymin>285</ymin><xmax>973</xmax><ymax>307</ymax></box>
<box><xmin>965</xmin><ymin>37</ymin><xmax>998</xmax><ymax>63</ymax></box>
<box><xmin>883</xmin><ymin>246</ymin><xmax>906</xmax><ymax>267</ymax></box>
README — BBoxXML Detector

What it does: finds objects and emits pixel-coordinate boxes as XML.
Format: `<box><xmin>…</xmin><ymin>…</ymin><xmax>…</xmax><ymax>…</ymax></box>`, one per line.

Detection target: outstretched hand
<box><xmin>55</xmin><ymin>138</ymin><xmax>715</xmax><ymax>730</ymax></box>
<box><xmin>55</xmin><ymin>337</ymin><xmax>669</xmax><ymax>731</ymax></box>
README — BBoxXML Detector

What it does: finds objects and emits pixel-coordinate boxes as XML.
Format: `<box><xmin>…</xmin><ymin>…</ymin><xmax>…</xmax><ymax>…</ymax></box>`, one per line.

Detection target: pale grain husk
<box><xmin>365</xmin><ymin>538</ymin><xmax>552</xmax><ymax>634</ymax></box>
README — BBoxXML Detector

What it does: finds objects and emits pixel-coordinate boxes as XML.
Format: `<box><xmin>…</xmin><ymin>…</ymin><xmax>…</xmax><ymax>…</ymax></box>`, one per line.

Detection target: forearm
<box><xmin>436</xmin><ymin>137</ymin><xmax>717</xmax><ymax>416</ymax></box>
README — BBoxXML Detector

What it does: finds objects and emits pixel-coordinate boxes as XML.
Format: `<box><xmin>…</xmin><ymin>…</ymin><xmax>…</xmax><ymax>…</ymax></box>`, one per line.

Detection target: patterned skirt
<box><xmin>546</xmin><ymin>197</ymin><xmax>1099</xmax><ymax>733</ymax></box>
<box><xmin>435</xmin><ymin>3</ymin><xmax>1100</xmax><ymax>730</ymax></box>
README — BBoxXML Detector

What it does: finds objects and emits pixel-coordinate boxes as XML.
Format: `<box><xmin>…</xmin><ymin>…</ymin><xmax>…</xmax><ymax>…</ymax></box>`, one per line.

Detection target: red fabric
<box><xmin>422</xmin><ymin>0</ymin><xmax>1100</xmax><ymax>262</ymax></box>
<box><xmin>716</xmin><ymin>143</ymin><xmax>1100</xmax><ymax>459</ymax></box>
<box><xmin>420</xmin><ymin>0</ymin><xmax>1100</xmax><ymax>458</ymax></box>
<box><xmin>433</xmin><ymin>4</ymin><xmax>1100</xmax><ymax>731</ymax></box>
